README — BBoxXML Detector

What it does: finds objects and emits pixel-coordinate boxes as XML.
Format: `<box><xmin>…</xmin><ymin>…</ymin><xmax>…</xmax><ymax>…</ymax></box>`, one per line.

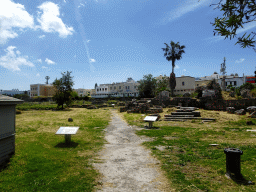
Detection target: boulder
<box><xmin>247</xmin><ymin>106</ymin><xmax>256</xmax><ymax>114</ymax></box>
<box><xmin>183</xmin><ymin>92</ymin><xmax>191</xmax><ymax>97</ymax></box>
<box><xmin>68</xmin><ymin>118</ymin><xmax>73</xmax><ymax>122</ymax></box>
<box><xmin>249</xmin><ymin>111</ymin><xmax>256</xmax><ymax>118</ymax></box>
<box><xmin>235</xmin><ymin>109</ymin><xmax>246</xmax><ymax>115</ymax></box>
<box><xmin>226</xmin><ymin>107</ymin><xmax>236</xmax><ymax>114</ymax></box>
<box><xmin>241</xmin><ymin>89</ymin><xmax>251</xmax><ymax>98</ymax></box>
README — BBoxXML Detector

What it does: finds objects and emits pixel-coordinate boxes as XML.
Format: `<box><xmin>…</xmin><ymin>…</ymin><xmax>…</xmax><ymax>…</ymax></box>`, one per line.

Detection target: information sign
<box><xmin>144</xmin><ymin>116</ymin><xmax>158</xmax><ymax>122</ymax></box>
<box><xmin>56</xmin><ymin>127</ymin><xmax>79</xmax><ymax>135</ymax></box>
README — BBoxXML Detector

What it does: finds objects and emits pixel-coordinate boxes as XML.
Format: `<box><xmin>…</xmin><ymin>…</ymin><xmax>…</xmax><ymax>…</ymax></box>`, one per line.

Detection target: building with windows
<box><xmin>30</xmin><ymin>84</ymin><xmax>56</xmax><ymax>97</ymax></box>
<box><xmin>92</xmin><ymin>78</ymin><xmax>140</xmax><ymax>98</ymax></box>
<box><xmin>174</xmin><ymin>76</ymin><xmax>195</xmax><ymax>95</ymax></box>
<box><xmin>74</xmin><ymin>89</ymin><xmax>95</xmax><ymax>97</ymax></box>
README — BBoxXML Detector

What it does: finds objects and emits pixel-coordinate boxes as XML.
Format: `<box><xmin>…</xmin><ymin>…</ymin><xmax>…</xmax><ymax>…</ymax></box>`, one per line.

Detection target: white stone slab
<box><xmin>247</xmin><ymin>130</ymin><xmax>256</xmax><ymax>132</ymax></box>
<box><xmin>144</xmin><ymin>116</ymin><xmax>158</xmax><ymax>122</ymax></box>
<box><xmin>56</xmin><ymin>127</ymin><xmax>79</xmax><ymax>135</ymax></box>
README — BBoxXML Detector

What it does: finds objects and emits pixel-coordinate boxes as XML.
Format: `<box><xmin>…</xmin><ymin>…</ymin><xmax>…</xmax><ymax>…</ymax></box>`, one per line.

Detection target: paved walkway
<box><xmin>93</xmin><ymin>109</ymin><xmax>171</xmax><ymax>192</ymax></box>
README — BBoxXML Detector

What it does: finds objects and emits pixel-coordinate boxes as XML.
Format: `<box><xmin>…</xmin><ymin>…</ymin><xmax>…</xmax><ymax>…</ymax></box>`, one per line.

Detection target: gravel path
<box><xmin>93</xmin><ymin>109</ymin><xmax>172</xmax><ymax>192</ymax></box>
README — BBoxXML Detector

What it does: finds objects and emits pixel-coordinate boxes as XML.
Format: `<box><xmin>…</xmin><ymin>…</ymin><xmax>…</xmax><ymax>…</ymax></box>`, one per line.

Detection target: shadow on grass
<box><xmin>144</xmin><ymin>126</ymin><xmax>160</xmax><ymax>130</ymax></box>
<box><xmin>227</xmin><ymin>174</ymin><xmax>255</xmax><ymax>185</ymax></box>
<box><xmin>54</xmin><ymin>141</ymin><xmax>79</xmax><ymax>148</ymax></box>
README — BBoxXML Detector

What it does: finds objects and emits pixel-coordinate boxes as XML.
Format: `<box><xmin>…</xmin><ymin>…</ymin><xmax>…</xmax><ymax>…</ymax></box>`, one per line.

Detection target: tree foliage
<box><xmin>202</xmin><ymin>0</ymin><xmax>256</xmax><ymax>52</ymax></box>
<box><xmin>52</xmin><ymin>71</ymin><xmax>74</xmax><ymax>109</ymax></box>
<box><xmin>138</xmin><ymin>74</ymin><xmax>157</xmax><ymax>98</ymax></box>
<box><xmin>155</xmin><ymin>76</ymin><xmax>170</xmax><ymax>95</ymax></box>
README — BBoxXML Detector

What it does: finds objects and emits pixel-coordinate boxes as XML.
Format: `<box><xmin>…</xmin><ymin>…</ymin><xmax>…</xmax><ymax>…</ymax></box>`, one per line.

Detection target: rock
<box><xmin>247</xmin><ymin>106</ymin><xmax>256</xmax><ymax>114</ymax></box>
<box><xmin>249</xmin><ymin>111</ymin><xmax>256</xmax><ymax>118</ymax></box>
<box><xmin>235</xmin><ymin>109</ymin><xmax>246</xmax><ymax>115</ymax></box>
<box><xmin>226</xmin><ymin>107</ymin><xmax>236</xmax><ymax>114</ymax></box>
<box><xmin>68</xmin><ymin>118</ymin><xmax>73</xmax><ymax>122</ymax></box>
<box><xmin>241</xmin><ymin>89</ymin><xmax>251</xmax><ymax>98</ymax></box>
<box><xmin>183</xmin><ymin>92</ymin><xmax>191</xmax><ymax>97</ymax></box>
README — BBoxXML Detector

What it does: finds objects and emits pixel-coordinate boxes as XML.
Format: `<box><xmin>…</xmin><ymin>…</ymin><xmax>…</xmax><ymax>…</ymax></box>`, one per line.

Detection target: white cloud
<box><xmin>16</xmin><ymin>50</ymin><xmax>21</xmax><ymax>55</ymax></box>
<box><xmin>235</xmin><ymin>58</ymin><xmax>245</xmax><ymax>63</ymax></box>
<box><xmin>164</xmin><ymin>0</ymin><xmax>215</xmax><ymax>23</ymax></box>
<box><xmin>37</xmin><ymin>2</ymin><xmax>74</xmax><ymax>38</ymax></box>
<box><xmin>37</xmin><ymin>59</ymin><xmax>42</xmax><ymax>63</ymax></box>
<box><xmin>87</xmin><ymin>40</ymin><xmax>91</xmax><ymax>43</ymax></box>
<box><xmin>42</xmin><ymin>66</ymin><xmax>48</xmax><ymax>69</ymax></box>
<box><xmin>64</xmin><ymin>0</ymin><xmax>66</xmax><ymax>3</ymax></box>
<box><xmin>45</xmin><ymin>58</ymin><xmax>56</xmax><ymax>64</ymax></box>
<box><xmin>90</xmin><ymin>58</ymin><xmax>96</xmax><ymax>62</ymax></box>
<box><xmin>175</xmin><ymin>65</ymin><xmax>180</xmax><ymax>69</ymax></box>
<box><xmin>36</xmin><ymin>73</ymin><xmax>40</xmax><ymax>77</ymax></box>
<box><xmin>80</xmin><ymin>3</ymin><xmax>85</xmax><ymax>6</ymax></box>
<box><xmin>39</xmin><ymin>35</ymin><xmax>45</xmax><ymax>38</ymax></box>
<box><xmin>0</xmin><ymin>46</ymin><xmax>34</xmax><ymax>71</ymax></box>
<box><xmin>0</xmin><ymin>0</ymin><xmax>34</xmax><ymax>44</ymax></box>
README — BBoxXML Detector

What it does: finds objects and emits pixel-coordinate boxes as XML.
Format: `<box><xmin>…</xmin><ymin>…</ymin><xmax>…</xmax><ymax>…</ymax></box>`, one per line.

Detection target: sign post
<box><xmin>56</xmin><ymin>127</ymin><xmax>79</xmax><ymax>144</ymax></box>
<box><xmin>144</xmin><ymin>116</ymin><xmax>158</xmax><ymax>128</ymax></box>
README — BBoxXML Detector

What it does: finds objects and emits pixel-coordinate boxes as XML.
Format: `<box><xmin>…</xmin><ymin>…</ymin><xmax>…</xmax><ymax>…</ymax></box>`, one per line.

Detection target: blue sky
<box><xmin>1</xmin><ymin>0</ymin><xmax>256</xmax><ymax>91</ymax></box>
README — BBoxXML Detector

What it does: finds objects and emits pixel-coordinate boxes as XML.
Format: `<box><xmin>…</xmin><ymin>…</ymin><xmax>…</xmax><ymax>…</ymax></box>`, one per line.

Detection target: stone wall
<box><xmin>205</xmin><ymin>99</ymin><xmax>256</xmax><ymax>111</ymax></box>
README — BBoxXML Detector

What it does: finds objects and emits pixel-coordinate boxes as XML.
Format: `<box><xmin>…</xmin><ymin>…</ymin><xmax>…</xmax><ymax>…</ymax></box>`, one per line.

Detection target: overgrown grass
<box><xmin>122</xmin><ymin>111</ymin><xmax>256</xmax><ymax>191</ymax></box>
<box><xmin>0</xmin><ymin>108</ymin><xmax>111</xmax><ymax>192</ymax></box>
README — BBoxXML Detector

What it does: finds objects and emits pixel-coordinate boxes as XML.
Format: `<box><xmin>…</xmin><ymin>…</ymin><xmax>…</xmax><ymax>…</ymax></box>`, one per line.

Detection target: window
<box><xmin>125</xmin><ymin>86</ymin><xmax>127</xmax><ymax>89</ymax></box>
<box><xmin>97</xmin><ymin>89</ymin><xmax>99</xmax><ymax>91</ymax></box>
<box><xmin>105</xmin><ymin>88</ymin><xmax>107</xmax><ymax>91</ymax></box>
<box><xmin>197</xmin><ymin>84</ymin><xmax>199</xmax><ymax>86</ymax></box>
<box><xmin>134</xmin><ymin>86</ymin><xmax>136</xmax><ymax>89</ymax></box>
<box><xmin>119</xmin><ymin>86</ymin><xmax>121</xmax><ymax>89</ymax></box>
<box><xmin>234</xmin><ymin>81</ymin><xmax>237</xmax><ymax>85</ymax></box>
<box><xmin>110</xmin><ymin>87</ymin><xmax>112</xmax><ymax>90</ymax></box>
<box><xmin>100</xmin><ymin>88</ymin><xmax>101</xmax><ymax>91</ymax></box>
<box><xmin>225</xmin><ymin>82</ymin><xmax>227</xmax><ymax>86</ymax></box>
<box><xmin>114</xmin><ymin>86</ymin><xmax>116</xmax><ymax>89</ymax></box>
<box><xmin>182</xmin><ymin>82</ymin><xmax>185</xmax><ymax>86</ymax></box>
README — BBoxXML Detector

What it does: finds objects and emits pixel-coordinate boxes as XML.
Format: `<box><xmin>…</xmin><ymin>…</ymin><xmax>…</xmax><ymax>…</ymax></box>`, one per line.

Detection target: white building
<box><xmin>0</xmin><ymin>89</ymin><xmax>26</xmax><ymax>96</ymax></box>
<box><xmin>92</xmin><ymin>78</ymin><xmax>139</xmax><ymax>98</ymax></box>
<box><xmin>216</xmin><ymin>76</ymin><xmax>244</xmax><ymax>90</ymax></box>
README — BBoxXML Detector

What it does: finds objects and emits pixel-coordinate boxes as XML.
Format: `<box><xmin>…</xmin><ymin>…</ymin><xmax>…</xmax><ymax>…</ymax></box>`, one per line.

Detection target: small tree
<box><xmin>52</xmin><ymin>71</ymin><xmax>74</xmax><ymax>110</ymax></box>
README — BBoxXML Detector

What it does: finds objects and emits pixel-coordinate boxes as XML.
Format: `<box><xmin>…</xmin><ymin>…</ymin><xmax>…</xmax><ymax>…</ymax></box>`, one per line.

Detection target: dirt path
<box><xmin>93</xmin><ymin>109</ymin><xmax>172</xmax><ymax>192</ymax></box>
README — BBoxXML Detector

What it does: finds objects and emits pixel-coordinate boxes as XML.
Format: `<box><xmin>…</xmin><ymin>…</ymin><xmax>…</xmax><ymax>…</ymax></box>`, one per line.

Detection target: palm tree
<box><xmin>162</xmin><ymin>41</ymin><xmax>186</xmax><ymax>96</ymax></box>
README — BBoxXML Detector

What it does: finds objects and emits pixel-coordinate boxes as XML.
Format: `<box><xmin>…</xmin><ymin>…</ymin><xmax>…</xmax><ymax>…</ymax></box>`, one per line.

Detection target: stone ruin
<box><xmin>241</xmin><ymin>89</ymin><xmax>251</xmax><ymax>98</ymax></box>
<box><xmin>226</xmin><ymin>107</ymin><xmax>236</xmax><ymax>114</ymax></box>
<box><xmin>235</xmin><ymin>109</ymin><xmax>246</xmax><ymax>115</ymax></box>
<box><xmin>120</xmin><ymin>99</ymin><xmax>163</xmax><ymax>114</ymax></box>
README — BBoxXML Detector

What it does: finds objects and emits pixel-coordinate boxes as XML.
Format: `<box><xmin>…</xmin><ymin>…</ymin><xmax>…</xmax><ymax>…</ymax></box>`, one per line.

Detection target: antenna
<box><xmin>45</xmin><ymin>76</ymin><xmax>50</xmax><ymax>84</ymax></box>
<box><xmin>220</xmin><ymin>57</ymin><xmax>227</xmax><ymax>76</ymax></box>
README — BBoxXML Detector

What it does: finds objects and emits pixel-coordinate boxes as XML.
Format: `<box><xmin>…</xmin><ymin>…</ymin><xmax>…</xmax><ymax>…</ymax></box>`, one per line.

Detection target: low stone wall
<box><xmin>205</xmin><ymin>99</ymin><xmax>256</xmax><ymax>111</ymax></box>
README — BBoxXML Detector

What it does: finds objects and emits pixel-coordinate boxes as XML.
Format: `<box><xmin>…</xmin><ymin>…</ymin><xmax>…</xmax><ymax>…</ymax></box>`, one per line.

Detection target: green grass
<box><xmin>16</xmin><ymin>102</ymin><xmax>58</xmax><ymax>110</ymax></box>
<box><xmin>122</xmin><ymin>112</ymin><xmax>256</xmax><ymax>192</ymax></box>
<box><xmin>0</xmin><ymin>108</ymin><xmax>111</xmax><ymax>192</ymax></box>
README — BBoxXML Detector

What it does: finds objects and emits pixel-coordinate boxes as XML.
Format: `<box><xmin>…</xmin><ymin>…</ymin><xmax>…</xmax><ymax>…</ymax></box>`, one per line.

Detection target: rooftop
<box><xmin>0</xmin><ymin>94</ymin><xmax>24</xmax><ymax>105</ymax></box>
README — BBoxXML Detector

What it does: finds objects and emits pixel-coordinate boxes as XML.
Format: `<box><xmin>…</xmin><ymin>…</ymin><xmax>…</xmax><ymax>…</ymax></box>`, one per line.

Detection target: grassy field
<box><xmin>0</xmin><ymin>108</ymin><xmax>111</xmax><ymax>192</ymax></box>
<box><xmin>120</xmin><ymin>108</ymin><xmax>256</xmax><ymax>191</ymax></box>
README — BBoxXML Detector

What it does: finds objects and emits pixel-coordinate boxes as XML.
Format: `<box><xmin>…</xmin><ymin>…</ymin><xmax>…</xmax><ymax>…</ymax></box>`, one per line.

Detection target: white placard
<box><xmin>144</xmin><ymin>116</ymin><xmax>158</xmax><ymax>122</ymax></box>
<box><xmin>56</xmin><ymin>127</ymin><xmax>79</xmax><ymax>135</ymax></box>
<box><xmin>247</xmin><ymin>130</ymin><xmax>256</xmax><ymax>132</ymax></box>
